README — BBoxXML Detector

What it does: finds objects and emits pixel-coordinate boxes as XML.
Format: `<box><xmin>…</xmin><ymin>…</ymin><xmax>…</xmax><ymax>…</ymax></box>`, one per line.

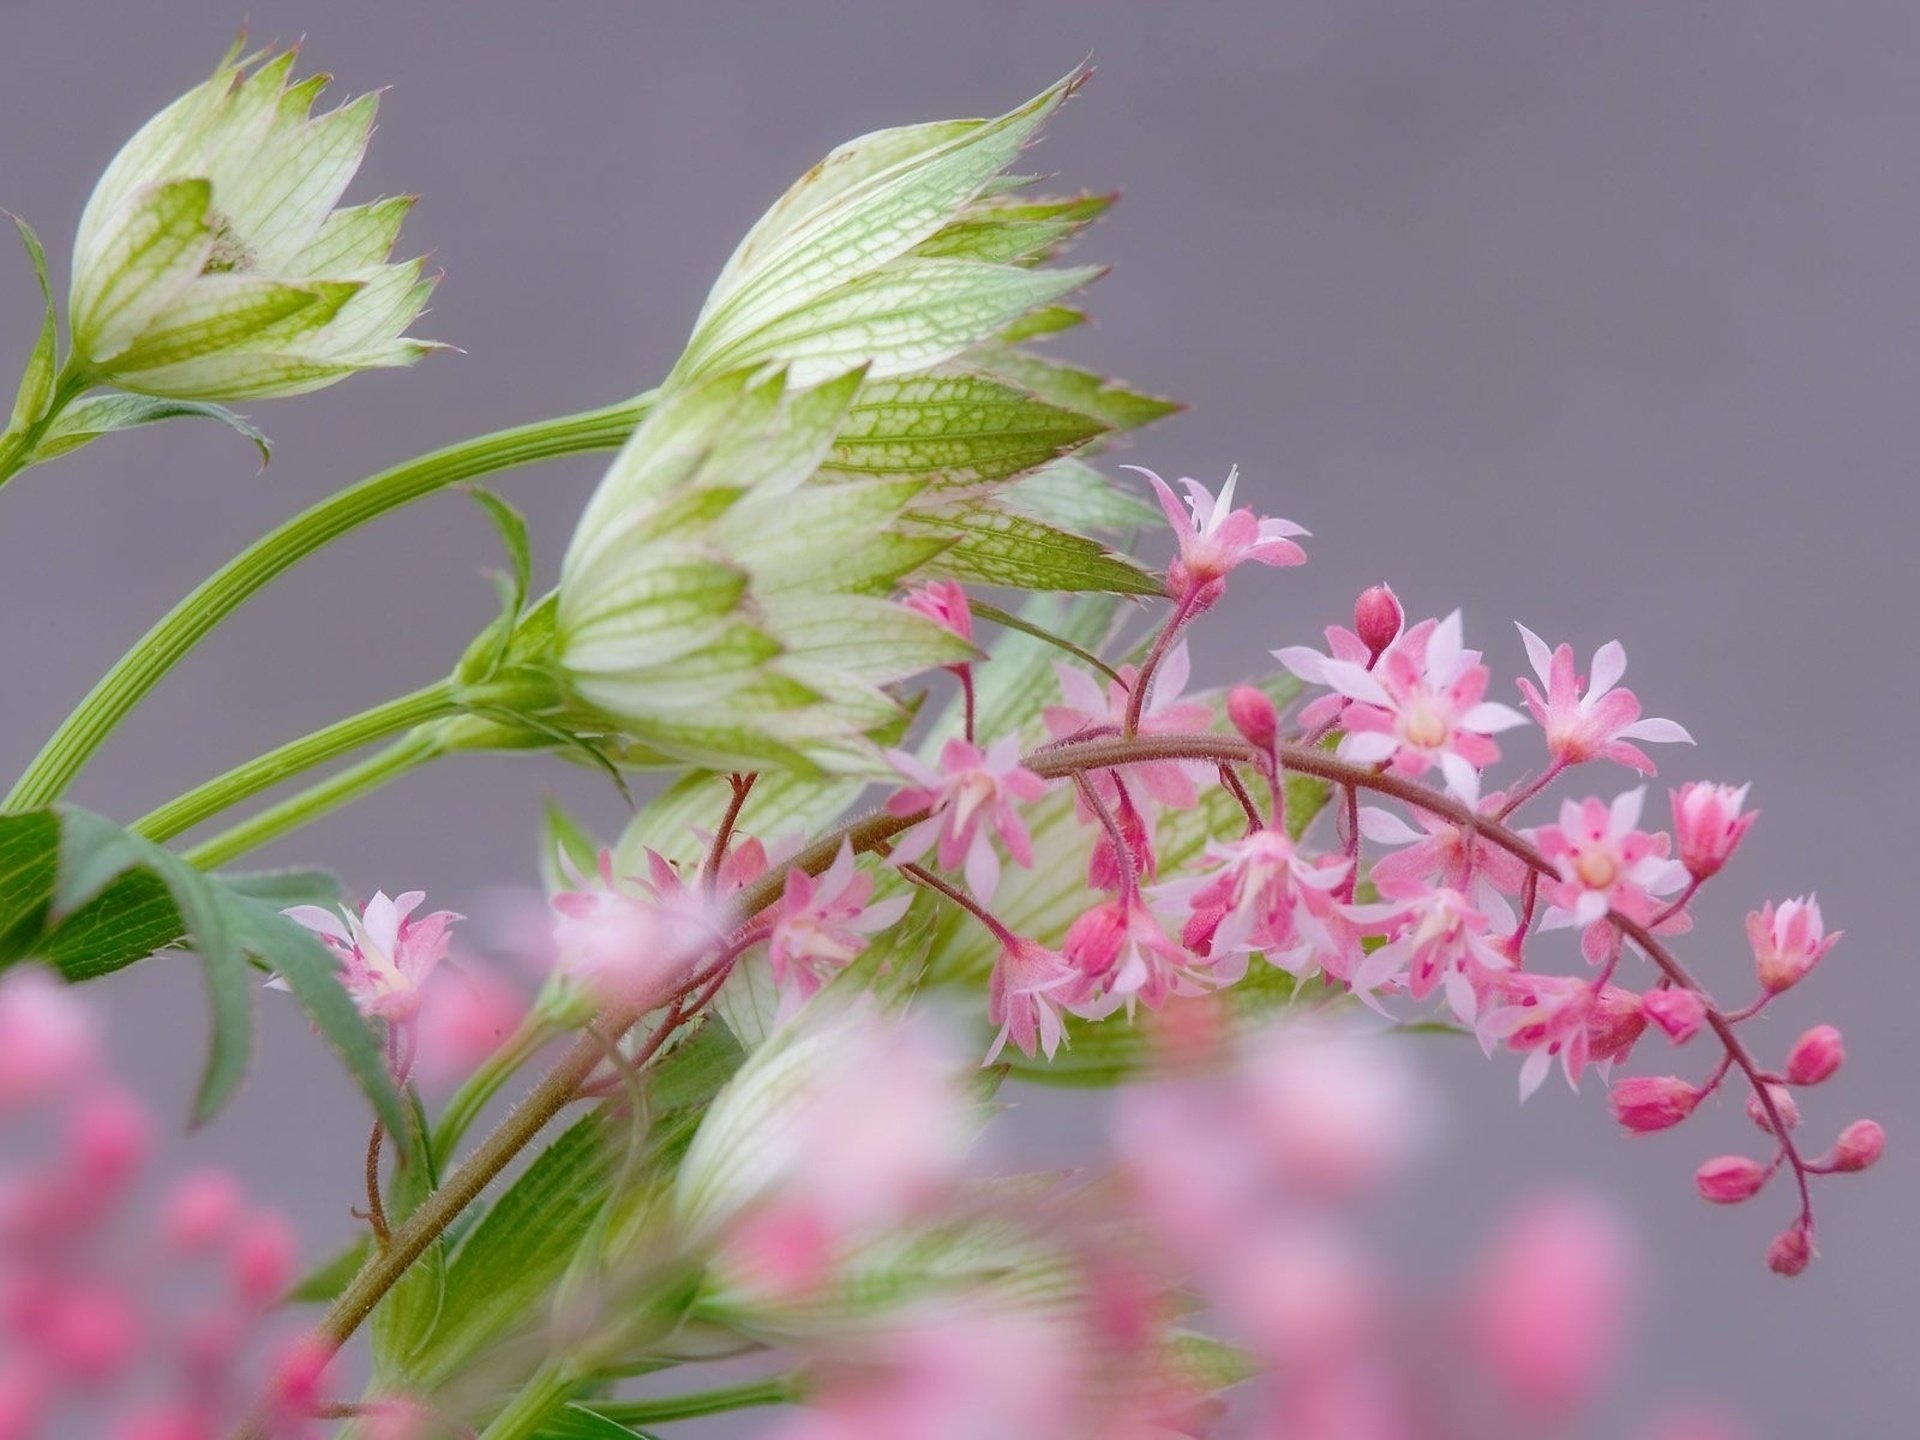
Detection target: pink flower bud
<box><xmin>1832</xmin><ymin>1119</ymin><xmax>1885</xmax><ymax>1173</ymax></box>
<box><xmin>161</xmin><ymin>1170</ymin><xmax>245</xmax><ymax>1256</ymax></box>
<box><xmin>1586</xmin><ymin>986</ymin><xmax>1648</xmax><ymax>1065</ymax></box>
<box><xmin>1767</xmin><ymin>1223</ymin><xmax>1813</xmax><ymax>1277</ymax></box>
<box><xmin>1353</xmin><ymin>583</ymin><xmax>1403</xmax><ymax>657</ymax></box>
<box><xmin>1226</xmin><ymin>684</ymin><xmax>1277</xmax><ymax>753</ymax></box>
<box><xmin>1669</xmin><ymin>782</ymin><xmax>1756</xmax><ymax>880</ymax></box>
<box><xmin>1747</xmin><ymin>895</ymin><xmax>1839</xmax><ymax>994</ymax></box>
<box><xmin>0</xmin><ymin>971</ymin><xmax>99</xmax><ymax>1109</ymax></box>
<box><xmin>1747</xmin><ymin>1084</ymin><xmax>1800</xmax><ymax>1135</ymax></box>
<box><xmin>229</xmin><ymin>1213</ymin><xmax>299</xmax><ymax>1309</ymax></box>
<box><xmin>42</xmin><ymin>1283</ymin><xmax>140</xmax><ymax>1382</ymax></box>
<box><xmin>1694</xmin><ymin>1155</ymin><xmax>1769</xmax><ymax>1204</ymax></box>
<box><xmin>1785</xmin><ymin>1025</ymin><xmax>1845</xmax><ymax>1086</ymax></box>
<box><xmin>901</xmin><ymin>579</ymin><xmax>975</xmax><ymax>645</ymax></box>
<box><xmin>1609</xmin><ymin>1076</ymin><xmax>1701</xmax><ymax>1133</ymax></box>
<box><xmin>69</xmin><ymin>1087</ymin><xmax>151</xmax><ymax>1195</ymax></box>
<box><xmin>1642</xmin><ymin>987</ymin><xmax>1707</xmax><ymax>1045</ymax></box>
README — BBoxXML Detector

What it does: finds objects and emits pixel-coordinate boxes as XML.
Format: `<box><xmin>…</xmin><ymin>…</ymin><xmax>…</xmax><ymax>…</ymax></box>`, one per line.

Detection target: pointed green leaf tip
<box><xmin>7</xmin><ymin>216</ymin><xmax>57</xmax><ymax>433</ymax></box>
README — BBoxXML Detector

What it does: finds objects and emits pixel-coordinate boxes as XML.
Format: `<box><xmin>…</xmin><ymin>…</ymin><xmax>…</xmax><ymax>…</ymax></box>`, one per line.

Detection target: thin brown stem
<box><xmin>1216</xmin><ymin>762</ymin><xmax>1263</xmax><ymax>834</ymax></box>
<box><xmin>900</xmin><ymin>862</ymin><xmax>1018</xmax><ymax>949</ymax></box>
<box><xmin>704</xmin><ymin>773</ymin><xmax>758</xmax><ymax>896</ymax></box>
<box><xmin>1122</xmin><ymin>586</ymin><xmax>1199</xmax><ymax>738</ymax></box>
<box><xmin>364</xmin><ymin>1121</ymin><xmax>391</xmax><ymax>1248</ymax></box>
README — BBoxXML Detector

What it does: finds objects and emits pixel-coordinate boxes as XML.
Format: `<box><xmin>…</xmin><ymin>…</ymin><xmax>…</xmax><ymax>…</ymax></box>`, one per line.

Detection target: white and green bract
<box><xmin>68</xmin><ymin>45</ymin><xmax>436</xmax><ymax>401</ymax></box>
<box><xmin>555</xmin><ymin>365</ymin><xmax>972</xmax><ymax>774</ymax></box>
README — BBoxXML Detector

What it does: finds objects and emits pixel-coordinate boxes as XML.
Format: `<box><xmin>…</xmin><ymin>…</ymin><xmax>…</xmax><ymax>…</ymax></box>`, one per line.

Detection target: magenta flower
<box><xmin>1127</xmin><ymin>464</ymin><xmax>1307</xmax><ymax>605</ymax></box>
<box><xmin>1746</xmin><ymin>895</ymin><xmax>1840</xmax><ymax>994</ymax></box>
<box><xmin>1532</xmin><ymin>790</ymin><xmax>1688</xmax><ymax>932</ymax></box>
<box><xmin>1346</xmin><ymin>885</ymin><xmax>1513</xmax><ymax>1021</ymax></box>
<box><xmin>1278</xmin><ymin>612</ymin><xmax>1527</xmax><ymax>802</ymax></box>
<box><xmin>284</xmin><ymin>890</ymin><xmax>460</xmax><ymax>1025</ymax></box>
<box><xmin>1515</xmin><ymin>625</ymin><xmax>1693</xmax><ymax>774</ymax></box>
<box><xmin>1609</xmin><ymin>1075</ymin><xmax>1703</xmax><ymax>1133</ymax></box>
<box><xmin>1478</xmin><ymin>973</ymin><xmax>1603</xmax><ymax>1098</ymax></box>
<box><xmin>1670</xmin><ymin>781</ymin><xmax>1756</xmax><ymax>880</ymax></box>
<box><xmin>886</xmin><ymin>736</ymin><xmax>1048</xmax><ymax>901</ymax></box>
<box><xmin>1062</xmin><ymin>894</ymin><xmax>1211</xmax><ymax>1014</ymax></box>
<box><xmin>768</xmin><ymin>841</ymin><xmax>912</xmax><ymax>1003</ymax></box>
<box><xmin>985</xmin><ymin>938</ymin><xmax>1078</xmax><ymax>1062</ymax></box>
<box><xmin>1158</xmin><ymin>826</ymin><xmax>1348</xmax><ymax>975</ymax></box>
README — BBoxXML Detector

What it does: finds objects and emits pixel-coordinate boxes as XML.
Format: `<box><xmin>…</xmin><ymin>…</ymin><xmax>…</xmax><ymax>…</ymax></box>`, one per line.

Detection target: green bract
<box><xmin>67</xmin><ymin>44</ymin><xmax>436</xmax><ymax>401</ymax></box>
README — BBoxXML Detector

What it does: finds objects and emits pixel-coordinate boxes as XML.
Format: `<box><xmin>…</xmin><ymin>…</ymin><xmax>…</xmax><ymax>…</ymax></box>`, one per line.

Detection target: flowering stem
<box><xmin>130</xmin><ymin>679</ymin><xmax>460</xmax><ymax>843</ymax></box>
<box><xmin>363</xmin><ymin>1121</ymin><xmax>392</xmax><ymax>1248</ymax></box>
<box><xmin>0</xmin><ymin>362</ymin><xmax>91</xmax><ymax>492</ymax></box>
<box><xmin>1122</xmin><ymin>587</ymin><xmax>1199</xmax><ymax>737</ymax></box>
<box><xmin>590</xmin><ymin>1373</ymin><xmax>801</xmax><ymax>1424</ymax></box>
<box><xmin>959</xmin><ymin>665</ymin><xmax>978</xmax><ymax>746</ymax></box>
<box><xmin>900</xmin><ymin>862</ymin><xmax>1018</xmax><ymax>949</ymax></box>
<box><xmin>183</xmin><ymin>729</ymin><xmax>445</xmax><ymax>869</ymax></box>
<box><xmin>5</xmin><ymin>393</ymin><xmax>655</xmax><ymax>811</ymax></box>
<box><xmin>703</xmin><ymin>773</ymin><xmax>758</xmax><ymax>894</ymax></box>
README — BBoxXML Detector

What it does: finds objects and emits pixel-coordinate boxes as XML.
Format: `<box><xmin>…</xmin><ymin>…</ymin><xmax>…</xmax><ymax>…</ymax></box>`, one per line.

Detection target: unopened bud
<box><xmin>230</xmin><ymin>1213</ymin><xmax>299</xmax><ymax>1310</ymax></box>
<box><xmin>1694</xmin><ymin>1154</ymin><xmax>1770</xmax><ymax>1205</ymax></box>
<box><xmin>1587</xmin><ymin>985</ymin><xmax>1648</xmax><ymax>1064</ymax></box>
<box><xmin>1785</xmin><ymin>1025</ymin><xmax>1845</xmax><ymax>1086</ymax></box>
<box><xmin>1642</xmin><ymin>987</ymin><xmax>1707</xmax><ymax>1045</ymax></box>
<box><xmin>1832</xmin><ymin>1119</ymin><xmax>1885</xmax><ymax>1173</ymax></box>
<box><xmin>1669</xmin><ymin>782</ymin><xmax>1756</xmax><ymax>880</ymax></box>
<box><xmin>1747</xmin><ymin>1084</ymin><xmax>1800</xmax><ymax>1136</ymax></box>
<box><xmin>1226</xmin><ymin>684</ymin><xmax>1278</xmax><ymax>753</ymax></box>
<box><xmin>161</xmin><ymin>1169</ymin><xmax>245</xmax><ymax>1255</ymax></box>
<box><xmin>1609</xmin><ymin>1075</ymin><xmax>1701</xmax><ymax>1133</ymax></box>
<box><xmin>1767</xmin><ymin>1224</ymin><xmax>1813</xmax><ymax>1277</ymax></box>
<box><xmin>1353</xmin><ymin>584</ymin><xmax>1403</xmax><ymax>657</ymax></box>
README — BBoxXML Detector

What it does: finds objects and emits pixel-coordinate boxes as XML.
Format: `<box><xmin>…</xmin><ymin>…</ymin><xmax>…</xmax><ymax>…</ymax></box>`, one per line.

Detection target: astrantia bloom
<box><xmin>1278</xmin><ymin>612</ymin><xmax>1527</xmax><ymax>802</ymax></box>
<box><xmin>1514</xmin><ymin>627</ymin><xmax>1693</xmax><ymax>774</ymax></box>
<box><xmin>1533</xmin><ymin>790</ymin><xmax>1688</xmax><ymax>932</ymax></box>
<box><xmin>284</xmin><ymin>890</ymin><xmax>459</xmax><ymax>1024</ymax></box>
<box><xmin>70</xmin><ymin>45</ymin><xmax>435</xmax><ymax>401</ymax></box>
<box><xmin>1670</xmin><ymin>782</ymin><xmax>1757</xmax><ymax>879</ymax></box>
<box><xmin>1747</xmin><ymin>895</ymin><xmax>1841</xmax><ymax>993</ymax></box>
<box><xmin>1158</xmin><ymin>826</ymin><xmax>1348</xmax><ymax>974</ymax></box>
<box><xmin>1127</xmin><ymin>464</ymin><xmax>1307</xmax><ymax>606</ymax></box>
<box><xmin>886</xmin><ymin>736</ymin><xmax>1048</xmax><ymax>901</ymax></box>
<box><xmin>768</xmin><ymin>842</ymin><xmax>911</xmax><ymax>1002</ymax></box>
<box><xmin>985</xmin><ymin>938</ymin><xmax>1078</xmax><ymax>1062</ymax></box>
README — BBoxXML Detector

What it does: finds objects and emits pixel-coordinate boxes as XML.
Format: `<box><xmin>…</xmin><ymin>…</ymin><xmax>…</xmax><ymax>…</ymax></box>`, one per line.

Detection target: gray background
<box><xmin>0</xmin><ymin>2</ymin><xmax>1912</xmax><ymax>1434</ymax></box>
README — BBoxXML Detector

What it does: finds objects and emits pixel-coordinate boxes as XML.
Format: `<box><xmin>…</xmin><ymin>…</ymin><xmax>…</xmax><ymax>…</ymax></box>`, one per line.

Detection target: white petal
<box><xmin>1461</xmin><ymin>701</ymin><xmax>1529</xmax><ymax>734</ymax></box>
<box><xmin>1514</xmin><ymin>622</ymin><xmax>1554</xmax><ymax>687</ymax></box>
<box><xmin>1439</xmin><ymin>752</ymin><xmax>1481</xmax><ymax>805</ymax></box>
<box><xmin>1340</xmin><ymin>731</ymin><xmax>1399</xmax><ymax>764</ymax></box>
<box><xmin>1358</xmin><ymin>806</ymin><xmax>1423</xmax><ymax>845</ymax></box>
<box><xmin>1609</xmin><ymin>786</ymin><xmax>1646</xmax><ymax>834</ymax></box>
<box><xmin>1588</xmin><ymin>640</ymin><xmax>1628</xmax><ymax>699</ymax></box>
<box><xmin>1428</xmin><ymin>610</ymin><xmax>1465</xmax><ymax>679</ymax></box>
<box><xmin>1317</xmin><ymin>658</ymin><xmax>1391</xmax><ymax>705</ymax></box>
<box><xmin>1618</xmin><ymin>716</ymin><xmax>1693</xmax><ymax>745</ymax></box>
<box><xmin>1272</xmin><ymin>645</ymin><xmax>1330</xmax><ymax>685</ymax></box>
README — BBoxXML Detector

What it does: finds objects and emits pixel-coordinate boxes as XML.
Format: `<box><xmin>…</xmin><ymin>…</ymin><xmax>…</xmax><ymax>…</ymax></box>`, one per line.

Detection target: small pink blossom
<box><xmin>1831</xmin><ymin>1119</ymin><xmax>1885</xmax><ymax>1172</ymax></box>
<box><xmin>1767</xmin><ymin>1223</ymin><xmax>1813</xmax><ymax>1276</ymax></box>
<box><xmin>1346</xmin><ymin>885</ymin><xmax>1514</xmax><ymax>1021</ymax></box>
<box><xmin>1357</xmin><ymin>794</ymin><xmax>1529</xmax><ymax>901</ymax></box>
<box><xmin>1044</xmin><ymin>644</ymin><xmax>1213</xmax><ymax>814</ymax></box>
<box><xmin>1786</xmin><ymin>1025</ymin><xmax>1845</xmax><ymax>1086</ymax></box>
<box><xmin>1533</xmin><ymin>789</ymin><xmax>1688</xmax><ymax>932</ymax></box>
<box><xmin>1642</xmin><ymin>986</ymin><xmax>1707</xmax><ymax>1044</ymax></box>
<box><xmin>284</xmin><ymin>890</ymin><xmax>460</xmax><ymax>1025</ymax></box>
<box><xmin>1062</xmin><ymin>894</ymin><xmax>1213</xmax><ymax>1014</ymax></box>
<box><xmin>551</xmin><ymin>852</ymin><xmax>721</xmax><ymax>1010</ymax></box>
<box><xmin>1278</xmin><ymin>612</ymin><xmax>1527</xmax><ymax>802</ymax></box>
<box><xmin>1670</xmin><ymin>781</ymin><xmax>1756</xmax><ymax>879</ymax></box>
<box><xmin>1747</xmin><ymin>1084</ymin><xmax>1801</xmax><ymax>1135</ymax></box>
<box><xmin>1515</xmin><ymin>625</ymin><xmax>1693</xmax><ymax>773</ymax></box>
<box><xmin>901</xmin><ymin>579</ymin><xmax>975</xmax><ymax>646</ymax></box>
<box><xmin>1695</xmin><ymin>1155</ymin><xmax>1770</xmax><ymax>1205</ymax></box>
<box><xmin>1747</xmin><ymin>895</ymin><xmax>1840</xmax><ymax>993</ymax></box>
<box><xmin>767</xmin><ymin>841</ymin><xmax>911</xmax><ymax>1002</ymax></box>
<box><xmin>1609</xmin><ymin>1075</ymin><xmax>1702</xmax><ymax>1133</ymax></box>
<box><xmin>1479</xmin><ymin>973</ymin><xmax>1600</xmax><ymax>1098</ymax></box>
<box><xmin>1127</xmin><ymin>463</ymin><xmax>1307</xmax><ymax>606</ymax></box>
<box><xmin>1159</xmin><ymin>826</ymin><xmax>1350</xmax><ymax>974</ymax></box>
<box><xmin>886</xmin><ymin>736</ymin><xmax>1048</xmax><ymax>902</ymax></box>
<box><xmin>985</xmin><ymin>938</ymin><xmax>1077</xmax><ymax>1062</ymax></box>
<box><xmin>1225</xmin><ymin>683</ymin><xmax>1277</xmax><ymax>753</ymax></box>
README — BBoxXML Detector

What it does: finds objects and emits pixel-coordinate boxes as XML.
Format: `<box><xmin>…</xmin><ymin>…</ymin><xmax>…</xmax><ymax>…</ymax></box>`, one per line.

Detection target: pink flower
<box><xmin>1043</xmin><ymin>644</ymin><xmax>1213</xmax><ymax>813</ymax></box>
<box><xmin>1357</xmin><ymin>795</ymin><xmax>1529</xmax><ymax>901</ymax></box>
<box><xmin>1478</xmin><ymin>974</ymin><xmax>1601</xmax><ymax>1098</ymax></box>
<box><xmin>1786</xmin><ymin>1025</ymin><xmax>1845</xmax><ymax>1086</ymax></box>
<box><xmin>1832</xmin><ymin>1119</ymin><xmax>1885</xmax><ymax>1172</ymax></box>
<box><xmin>1278</xmin><ymin>612</ymin><xmax>1527</xmax><ymax>802</ymax></box>
<box><xmin>411</xmin><ymin>962</ymin><xmax>526</xmax><ymax>1088</ymax></box>
<box><xmin>985</xmin><ymin>938</ymin><xmax>1077</xmax><ymax>1062</ymax></box>
<box><xmin>1345</xmin><ymin>885</ymin><xmax>1513</xmax><ymax>1021</ymax></box>
<box><xmin>1062</xmin><ymin>894</ymin><xmax>1212</xmax><ymax>1014</ymax></box>
<box><xmin>284</xmin><ymin>890</ymin><xmax>460</xmax><ymax>1025</ymax></box>
<box><xmin>0</xmin><ymin>970</ymin><xmax>98</xmax><ymax>1109</ymax></box>
<box><xmin>1128</xmin><ymin>464</ymin><xmax>1308</xmax><ymax>606</ymax></box>
<box><xmin>551</xmin><ymin>852</ymin><xmax>722</xmax><ymax>1010</ymax></box>
<box><xmin>1670</xmin><ymin>782</ymin><xmax>1756</xmax><ymax>879</ymax></box>
<box><xmin>1767</xmin><ymin>1223</ymin><xmax>1813</xmax><ymax>1276</ymax></box>
<box><xmin>1515</xmin><ymin>626</ymin><xmax>1693</xmax><ymax>773</ymax></box>
<box><xmin>1352</xmin><ymin>583</ymin><xmax>1404</xmax><ymax>658</ymax></box>
<box><xmin>1533</xmin><ymin>790</ymin><xmax>1688</xmax><ymax>932</ymax></box>
<box><xmin>1642</xmin><ymin>986</ymin><xmax>1707</xmax><ymax>1044</ymax></box>
<box><xmin>886</xmin><ymin>736</ymin><xmax>1048</xmax><ymax>902</ymax></box>
<box><xmin>1746</xmin><ymin>895</ymin><xmax>1840</xmax><ymax>994</ymax></box>
<box><xmin>768</xmin><ymin>842</ymin><xmax>911</xmax><ymax>1002</ymax></box>
<box><xmin>1469</xmin><ymin>1194</ymin><xmax>1638</xmax><ymax>1421</ymax></box>
<box><xmin>1695</xmin><ymin>1155</ymin><xmax>1770</xmax><ymax>1204</ymax></box>
<box><xmin>1156</xmin><ymin>826</ymin><xmax>1348</xmax><ymax>975</ymax></box>
<box><xmin>1609</xmin><ymin>1075</ymin><xmax>1702</xmax><ymax>1133</ymax></box>
<box><xmin>901</xmin><ymin>579</ymin><xmax>975</xmax><ymax>646</ymax></box>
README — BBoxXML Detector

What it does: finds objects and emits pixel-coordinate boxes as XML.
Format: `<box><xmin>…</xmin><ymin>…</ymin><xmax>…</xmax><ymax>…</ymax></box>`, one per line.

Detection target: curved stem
<box><xmin>6</xmin><ymin>393</ymin><xmax>653</xmax><ymax>810</ymax></box>
<box><xmin>184</xmin><ymin>729</ymin><xmax>444</xmax><ymax>870</ymax></box>
<box><xmin>132</xmin><ymin>680</ymin><xmax>459</xmax><ymax>843</ymax></box>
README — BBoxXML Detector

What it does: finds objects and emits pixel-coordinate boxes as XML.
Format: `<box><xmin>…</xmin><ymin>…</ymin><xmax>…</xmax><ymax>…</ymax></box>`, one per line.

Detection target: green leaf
<box><xmin>540</xmin><ymin>796</ymin><xmax>607</xmax><ymax>894</ymax></box>
<box><xmin>823</xmin><ymin>372</ymin><xmax>1105</xmax><ymax>489</ymax></box>
<box><xmin>32</xmin><ymin>393</ymin><xmax>271</xmax><ymax>468</ymax></box>
<box><xmin>972</xmin><ymin>346</ymin><xmax>1181</xmax><ymax>434</ymax></box>
<box><xmin>534</xmin><ymin>1405</ymin><xmax>660</xmax><ymax>1439</ymax></box>
<box><xmin>8</xmin><ymin>215</ymin><xmax>57</xmax><ymax>431</ymax></box>
<box><xmin>457</xmin><ymin>484</ymin><xmax>535</xmax><ymax>682</ymax></box>
<box><xmin>906</xmin><ymin>498</ymin><xmax>1160</xmax><ymax>594</ymax></box>
<box><xmin>914</xmin><ymin>192</ymin><xmax>1114</xmax><ymax>266</ymax></box>
<box><xmin>193</xmin><ymin>944</ymin><xmax>256</xmax><ymax>1125</ymax></box>
<box><xmin>1004</xmin><ymin>457</ymin><xmax>1160</xmax><ymax>536</ymax></box>
<box><xmin>108</xmin><ymin>276</ymin><xmax>353</xmax><ymax>372</ymax></box>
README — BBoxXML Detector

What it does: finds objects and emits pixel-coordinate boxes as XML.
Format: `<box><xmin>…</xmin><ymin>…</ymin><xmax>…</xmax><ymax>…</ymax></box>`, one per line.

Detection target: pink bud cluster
<box><xmin>0</xmin><ymin>970</ymin><xmax>337</xmax><ymax>1439</ymax></box>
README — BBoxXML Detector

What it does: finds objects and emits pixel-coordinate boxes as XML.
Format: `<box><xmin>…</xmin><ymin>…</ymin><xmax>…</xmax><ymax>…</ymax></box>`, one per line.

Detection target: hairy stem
<box><xmin>132</xmin><ymin>680</ymin><xmax>460</xmax><ymax>843</ymax></box>
<box><xmin>6</xmin><ymin>394</ymin><xmax>652</xmax><ymax>810</ymax></box>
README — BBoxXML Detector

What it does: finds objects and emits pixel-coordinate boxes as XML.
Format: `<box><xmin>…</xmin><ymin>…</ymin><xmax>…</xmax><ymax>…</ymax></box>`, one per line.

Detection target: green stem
<box><xmin>430</xmin><ymin>1015</ymin><xmax>553</xmax><ymax>1170</ymax></box>
<box><xmin>183</xmin><ymin>729</ymin><xmax>444</xmax><ymax>870</ymax></box>
<box><xmin>592</xmin><ymin>1373</ymin><xmax>800</xmax><ymax>1424</ymax></box>
<box><xmin>131</xmin><ymin>680</ymin><xmax>460</xmax><ymax>843</ymax></box>
<box><xmin>477</xmin><ymin>1360</ymin><xmax>578</xmax><ymax>1440</ymax></box>
<box><xmin>5</xmin><ymin>393</ymin><xmax>653</xmax><ymax>810</ymax></box>
<box><xmin>0</xmin><ymin>363</ymin><xmax>91</xmax><ymax>492</ymax></box>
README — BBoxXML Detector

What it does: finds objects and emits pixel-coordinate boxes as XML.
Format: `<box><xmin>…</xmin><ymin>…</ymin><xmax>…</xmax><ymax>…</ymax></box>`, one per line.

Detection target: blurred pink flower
<box><xmin>767</xmin><ymin>841</ymin><xmax>910</xmax><ymax>1003</ymax></box>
